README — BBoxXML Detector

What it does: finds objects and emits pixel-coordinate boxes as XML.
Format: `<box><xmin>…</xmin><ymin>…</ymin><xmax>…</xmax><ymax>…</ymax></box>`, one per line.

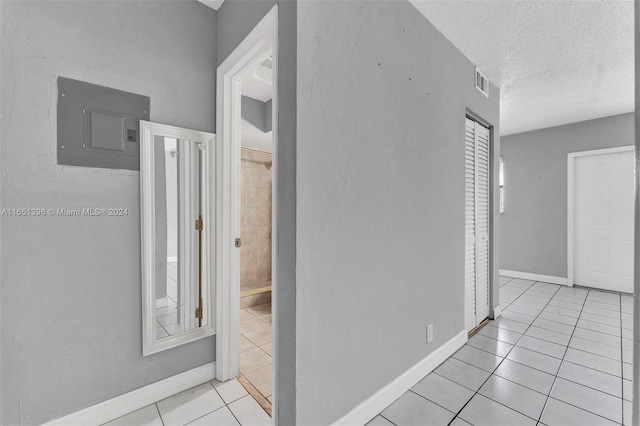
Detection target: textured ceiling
<box><xmin>410</xmin><ymin>0</ymin><xmax>634</xmax><ymax>135</ymax></box>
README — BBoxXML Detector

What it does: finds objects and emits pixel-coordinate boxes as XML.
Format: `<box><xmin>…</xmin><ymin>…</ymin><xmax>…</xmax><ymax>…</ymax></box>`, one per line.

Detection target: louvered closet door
<box><xmin>464</xmin><ymin>118</ymin><xmax>490</xmax><ymax>331</ymax></box>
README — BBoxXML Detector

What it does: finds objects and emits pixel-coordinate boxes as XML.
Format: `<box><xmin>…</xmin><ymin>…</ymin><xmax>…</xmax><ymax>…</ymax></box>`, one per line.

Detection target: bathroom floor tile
<box><xmin>239</xmin><ymin>335</ymin><xmax>256</xmax><ymax>352</ymax></box>
<box><xmin>239</xmin><ymin>316</ymin><xmax>269</xmax><ymax>334</ymax></box>
<box><xmin>243</xmin><ymin>325</ymin><xmax>272</xmax><ymax>346</ymax></box>
<box><xmin>239</xmin><ymin>347</ymin><xmax>271</xmax><ymax>375</ymax></box>
<box><xmin>260</xmin><ymin>342</ymin><xmax>272</xmax><ymax>356</ymax></box>
<box><xmin>245</xmin><ymin>364</ymin><xmax>273</xmax><ymax>398</ymax></box>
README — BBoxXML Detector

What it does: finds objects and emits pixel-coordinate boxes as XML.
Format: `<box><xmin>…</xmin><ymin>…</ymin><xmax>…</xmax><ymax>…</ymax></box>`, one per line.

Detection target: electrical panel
<box><xmin>57</xmin><ymin>77</ymin><xmax>150</xmax><ymax>171</ymax></box>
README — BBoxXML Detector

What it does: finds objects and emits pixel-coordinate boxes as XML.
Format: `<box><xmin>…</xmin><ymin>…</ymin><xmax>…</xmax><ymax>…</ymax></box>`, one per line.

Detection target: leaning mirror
<box><xmin>140</xmin><ymin>121</ymin><xmax>215</xmax><ymax>355</ymax></box>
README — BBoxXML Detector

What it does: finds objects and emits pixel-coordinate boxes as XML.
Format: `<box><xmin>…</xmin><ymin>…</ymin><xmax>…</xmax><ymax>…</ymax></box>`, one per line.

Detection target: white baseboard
<box><xmin>333</xmin><ymin>330</ymin><xmax>468</xmax><ymax>426</ymax></box>
<box><xmin>492</xmin><ymin>304</ymin><xmax>503</xmax><ymax>319</ymax></box>
<box><xmin>44</xmin><ymin>362</ymin><xmax>216</xmax><ymax>426</ymax></box>
<box><xmin>500</xmin><ymin>269</ymin><xmax>568</xmax><ymax>286</ymax></box>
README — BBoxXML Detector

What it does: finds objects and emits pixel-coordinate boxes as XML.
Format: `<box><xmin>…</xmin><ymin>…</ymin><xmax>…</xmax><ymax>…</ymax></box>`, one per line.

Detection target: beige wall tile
<box><xmin>240</xmin><ymin>148</ymin><xmax>272</xmax><ymax>293</ymax></box>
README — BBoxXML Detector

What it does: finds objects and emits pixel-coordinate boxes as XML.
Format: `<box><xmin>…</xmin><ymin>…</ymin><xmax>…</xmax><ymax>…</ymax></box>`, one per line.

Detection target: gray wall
<box><xmin>216</xmin><ymin>1</ymin><xmax>297</xmax><ymax>424</ymax></box>
<box><xmin>242</xmin><ymin>96</ymin><xmax>272</xmax><ymax>133</ymax></box>
<box><xmin>0</xmin><ymin>1</ymin><xmax>217</xmax><ymax>424</ymax></box>
<box><xmin>296</xmin><ymin>1</ymin><xmax>500</xmax><ymax>423</ymax></box>
<box><xmin>500</xmin><ymin>112</ymin><xmax>634</xmax><ymax>278</ymax></box>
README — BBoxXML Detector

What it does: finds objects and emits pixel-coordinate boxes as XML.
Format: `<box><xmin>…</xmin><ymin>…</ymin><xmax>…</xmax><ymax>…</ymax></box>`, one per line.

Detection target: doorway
<box><xmin>464</xmin><ymin>116</ymin><xmax>492</xmax><ymax>331</ymax></box>
<box><xmin>568</xmin><ymin>146</ymin><xmax>635</xmax><ymax>293</ymax></box>
<box><xmin>215</xmin><ymin>5</ymin><xmax>278</xmax><ymax>421</ymax></box>
<box><xmin>237</xmin><ymin>59</ymin><xmax>274</xmax><ymax>411</ymax></box>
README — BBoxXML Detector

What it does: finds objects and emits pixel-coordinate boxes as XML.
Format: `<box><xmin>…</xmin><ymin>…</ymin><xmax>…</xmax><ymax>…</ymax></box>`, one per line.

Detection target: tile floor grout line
<box><xmin>497</xmin><ymin>278</ymin><xmax>538</xmax><ymax>312</ymax></box>
<box><xmin>226</xmin><ymin>395</ymin><xmax>248</xmax><ymax>426</ymax></box>
<box><xmin>448</xmin><ymin>281</ymin><xmax>562</xmax><ymax>425</ymax></box>
<box><xmin>536</xmin><ymin>289</ymin><xmax>625</xmax><ymax>425</ymax></box>
<box><xmin>379</xmin><ymin>413</ymin><xmax>398</xmax><ymax>426</ymax></box>
<box><xmin>489</xmin><ymin>360</ymin><xmax>625</xmax><ymax>401</ymax></box>
<box><xmin>500</xmin><ymin>291</ymin><xmax>626</xmax><ymax>378</ymax></box>
<box><xmin>534</xmin><ymin>287</ymin><xmax>590</xmax><ymax>425</ymax></box>
<box><xmin>154</xmin><ymin>403</ymin><xmax>165</xmax><ymax>426</ymax></box>
<box><xmin>619</xmin><ymin>292</ymin><xmax>625</xmax><ymax>424</ymax></box>
<box><xmin>407</xmin><ymin>389</ymin><xmax>461</xmax><ymax>422</ymax></box>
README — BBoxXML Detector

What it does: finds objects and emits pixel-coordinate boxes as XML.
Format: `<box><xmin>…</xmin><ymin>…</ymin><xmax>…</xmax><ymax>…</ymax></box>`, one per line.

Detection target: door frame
<box><xmin>464</xmin><ymin>110</ymin><xmax>497</xmax><ymax>327</ymax></box>
<box><xmin>567</xmin><ymin>145</ymin><xmax>635</xmax><ymax>287</ymax></box>
<box><xmin>214</xmin><ymin>3</ymin><xmax>278</xmax><ymax>396</ymax></box>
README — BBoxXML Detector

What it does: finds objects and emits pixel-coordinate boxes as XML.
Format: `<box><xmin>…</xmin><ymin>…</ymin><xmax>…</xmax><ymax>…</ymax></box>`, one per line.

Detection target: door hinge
<box><xmin>195</xmin><ymin>298</ymin><xmax>203</xmax><ymax>319</ymax></box>
<box><xmin>195</xmin><ymin>218</ymin><xmax>203</xmax><ymax>231</ymax></box>
<box><xmin>235</xmin><ymin>238</ymin><xmax>241</xmax><ymax>248</ymax></box>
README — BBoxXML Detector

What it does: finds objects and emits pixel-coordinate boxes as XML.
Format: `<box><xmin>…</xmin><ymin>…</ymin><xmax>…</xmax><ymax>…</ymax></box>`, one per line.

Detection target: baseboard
<box><xmin>333</xmin><ymin>330</ymin><xmax>468</xmax><ymax>426</ymax></box>
<box><xmin>500</xmin><ymin>269</ymin><xmax>568</xmax><ymax>286</ymax></box>
<box><xmin>43</xmin><ymin>362</ymin><xmax>216</xmax><ymax>426</ymax></box>
<box><xmin>492</xmin><ymin>304</ymin><xmax>503</xmax><ymax>319</ymax></box>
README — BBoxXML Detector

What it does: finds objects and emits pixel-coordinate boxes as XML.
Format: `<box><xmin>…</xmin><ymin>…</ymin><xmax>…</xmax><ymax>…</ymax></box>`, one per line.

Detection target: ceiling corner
<box><xmin>197</xmin><ymin>0</ymin><xmax>225</xmax><ymax>11</ymax></box>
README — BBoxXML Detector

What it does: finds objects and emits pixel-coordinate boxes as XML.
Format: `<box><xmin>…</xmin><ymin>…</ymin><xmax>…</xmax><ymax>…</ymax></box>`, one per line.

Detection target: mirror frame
<box><xmin>140</xmin><ymin>120</ymin><xmax>216</xmax><ymax>356</ymax></box>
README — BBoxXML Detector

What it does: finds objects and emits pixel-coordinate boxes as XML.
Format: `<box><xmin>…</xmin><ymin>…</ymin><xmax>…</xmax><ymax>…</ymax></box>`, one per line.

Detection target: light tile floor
<box><xmin>240</xmin><ymin>303</ymin><xmax>273</xmax><ymax>403</ymax></box>
<box><xmin>102</xmin><ymin>379</ymin><xmax>270</xmax><ymax>426</ymax></box>
<box><xmin>104</xmin><ymin>303</ymin><xmax>273</xmax><ymax>426</ymax></box>
<box><xmin>369</xmin><ymin>277</ymin><xmax>633</xmax><ymax>426</ymax></box>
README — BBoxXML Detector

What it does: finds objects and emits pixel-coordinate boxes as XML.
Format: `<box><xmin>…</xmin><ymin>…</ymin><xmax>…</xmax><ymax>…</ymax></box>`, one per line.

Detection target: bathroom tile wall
<box><xmin>240</xmin><ymin>148</ymin><xmax>272</xmax><ymax>297</ymax></box>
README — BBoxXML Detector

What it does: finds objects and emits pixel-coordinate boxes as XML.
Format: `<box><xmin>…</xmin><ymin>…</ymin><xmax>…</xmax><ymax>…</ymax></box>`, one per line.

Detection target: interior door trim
<box><xmin>567</xmin><ymin>145</ymin><xmax>635</xmax><ymax>287</ymax></box>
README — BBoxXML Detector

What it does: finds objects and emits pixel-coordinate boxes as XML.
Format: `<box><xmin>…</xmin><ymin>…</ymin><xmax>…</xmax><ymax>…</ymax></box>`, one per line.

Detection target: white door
<box><xmin>574</xmin><ymin>149</ymin><xmax>634</xmax><ymax>293</ymax></box>
<box><xmin>465</xmin><ymin>117</ymin><xmax>491</xmax><ymax>331</ymax></box>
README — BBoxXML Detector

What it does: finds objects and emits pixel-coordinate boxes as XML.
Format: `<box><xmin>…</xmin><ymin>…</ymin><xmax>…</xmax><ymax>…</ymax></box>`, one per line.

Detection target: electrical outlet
<box><xmin>427</xmin><ymin>324</ymin><xmax>434</xmax><ymax>343</ymax></box>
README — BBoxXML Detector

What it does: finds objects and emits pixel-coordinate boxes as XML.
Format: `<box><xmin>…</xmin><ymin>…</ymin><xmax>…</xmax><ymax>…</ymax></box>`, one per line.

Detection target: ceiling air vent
<box><xmin>475</xmin><ymin>66</ymin><xmax>489</xmax><ymax>98</ymax></box>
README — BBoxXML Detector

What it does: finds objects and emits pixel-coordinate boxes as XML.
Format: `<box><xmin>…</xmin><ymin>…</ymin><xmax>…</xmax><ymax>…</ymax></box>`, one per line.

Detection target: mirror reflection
<box><xmin>153</xmin><ymin>136</ymin><xmax>204</xmax><ymax>340</ymax></box>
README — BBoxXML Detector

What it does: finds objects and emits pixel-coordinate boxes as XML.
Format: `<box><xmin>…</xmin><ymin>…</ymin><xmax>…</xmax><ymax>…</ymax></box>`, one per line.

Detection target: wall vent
<box><xmin>475</xmin><ymin>66</ymin><xmax>489</xmax><ymax>98</ymax></box>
